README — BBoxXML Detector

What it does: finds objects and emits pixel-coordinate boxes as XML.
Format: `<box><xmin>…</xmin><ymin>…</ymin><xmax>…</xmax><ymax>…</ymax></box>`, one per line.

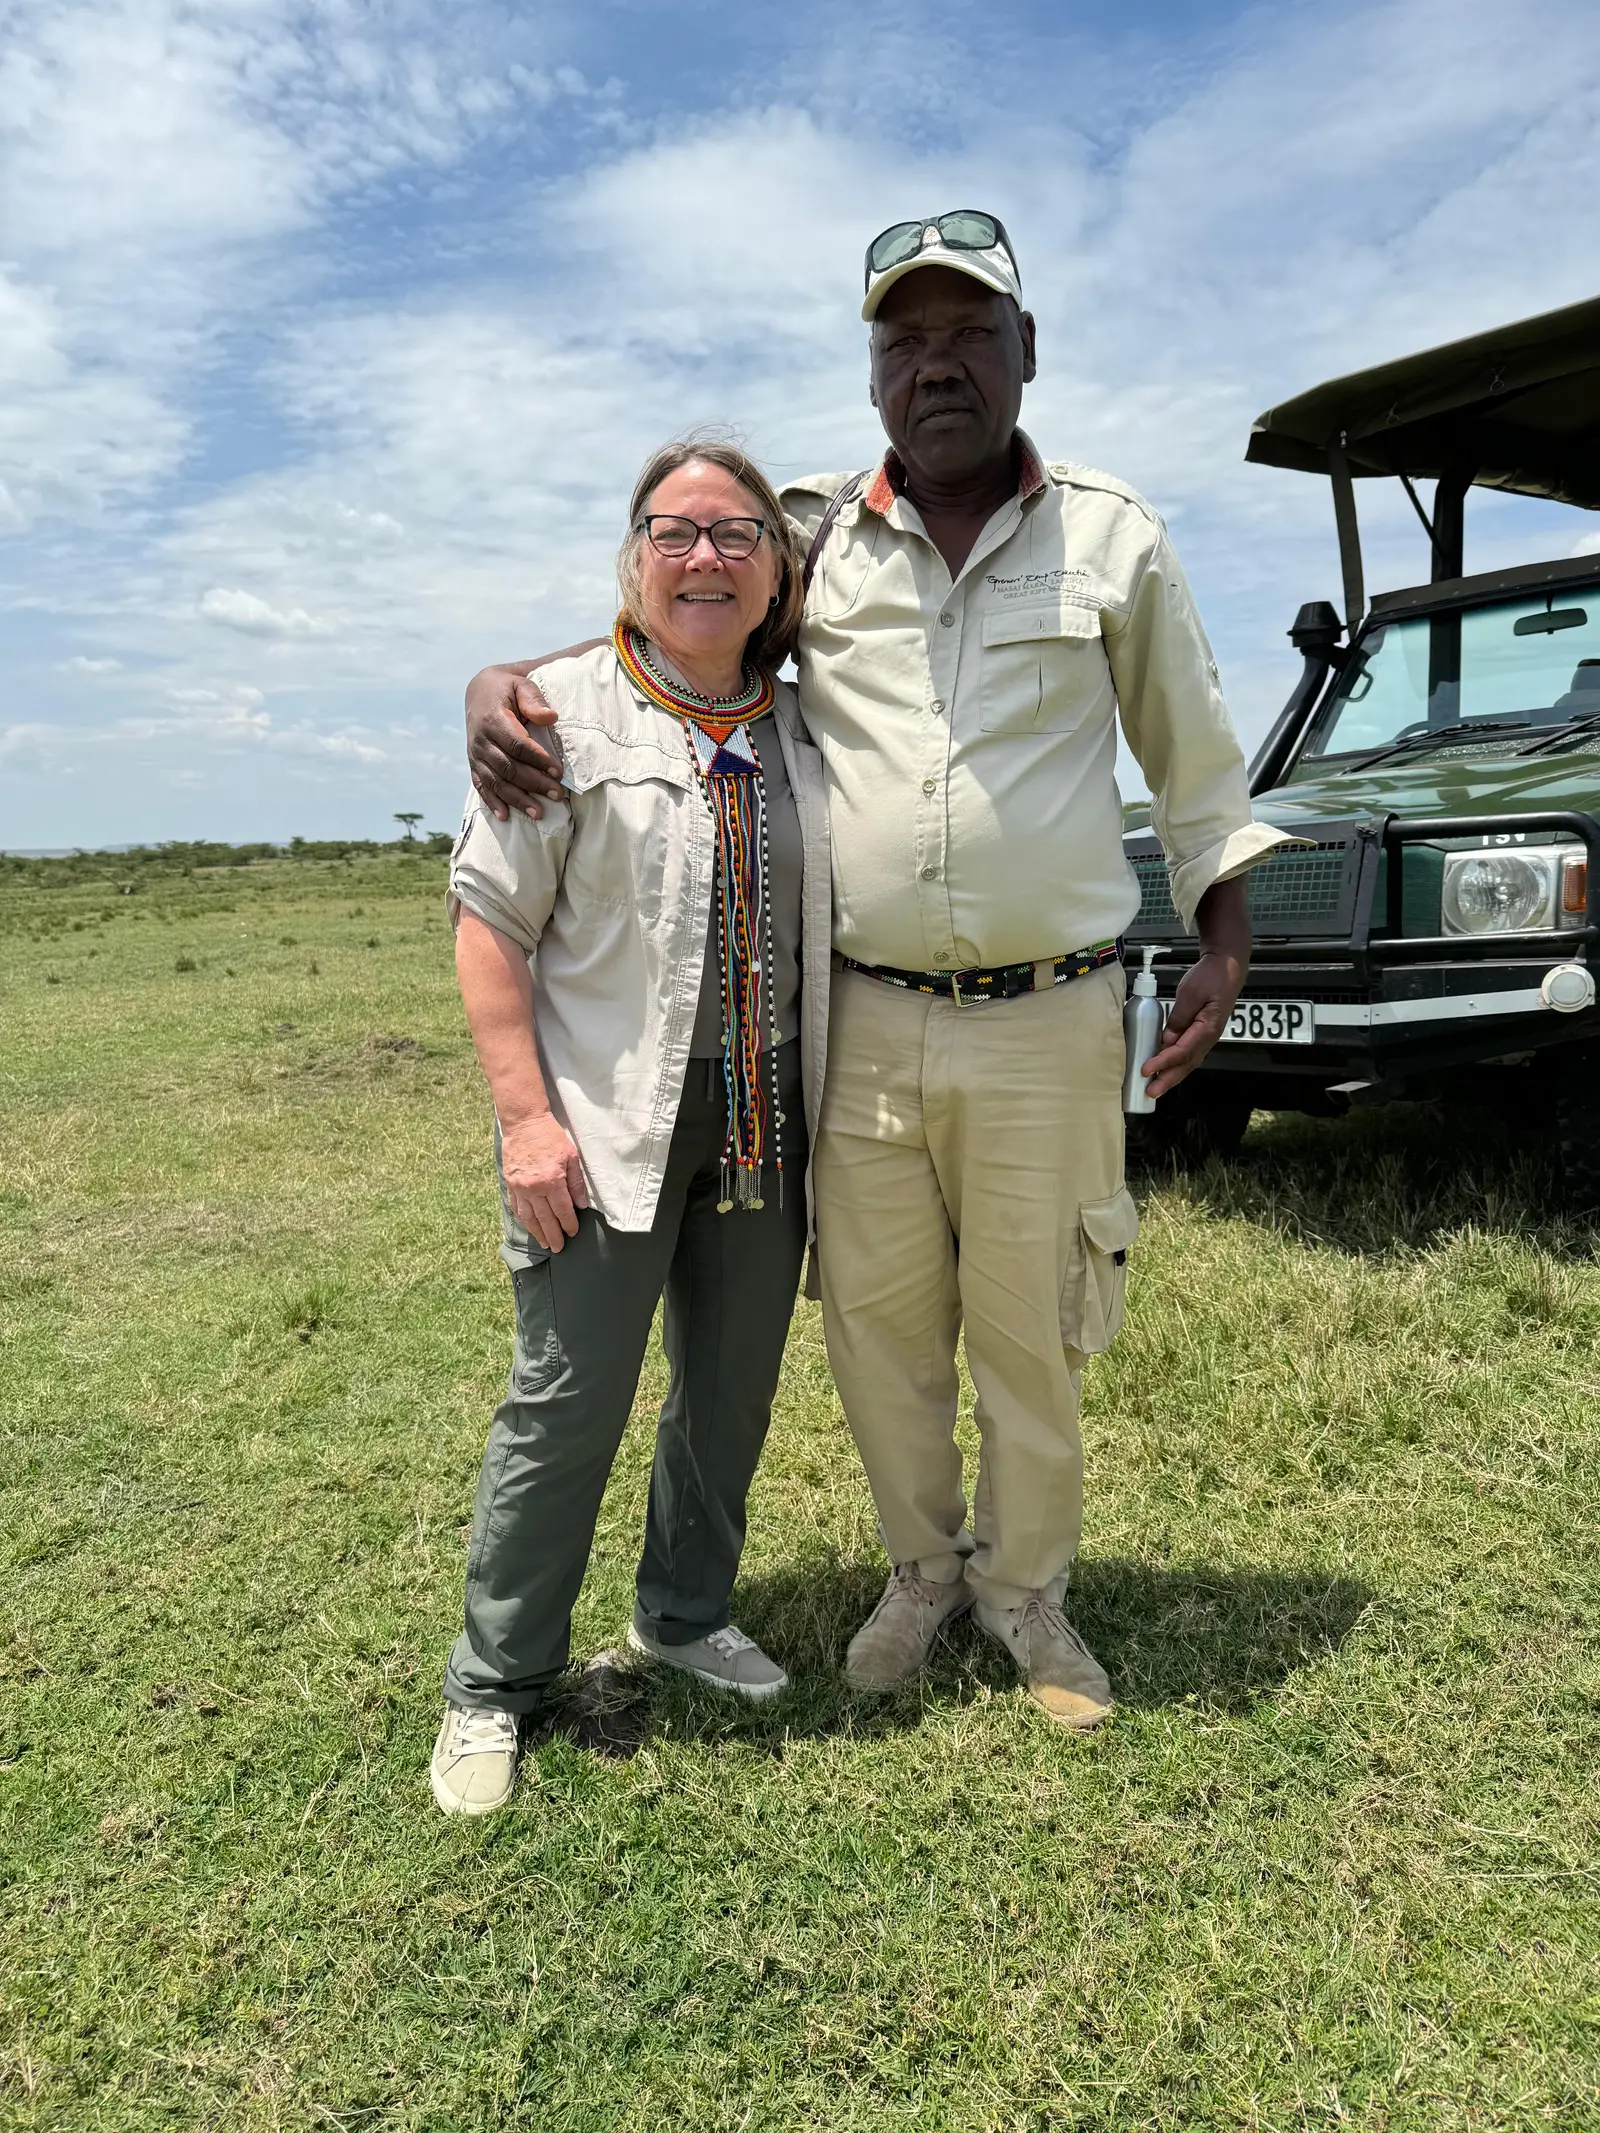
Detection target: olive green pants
<box><xmin>443</xmin><ymin>1042</ymin><xmax>807</xmax><ymax>1714</ymax></box>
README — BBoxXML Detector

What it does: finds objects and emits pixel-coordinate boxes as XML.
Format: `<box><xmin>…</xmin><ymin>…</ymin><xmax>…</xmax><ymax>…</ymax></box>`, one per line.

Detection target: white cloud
<box><xmin>59</xmin><ymin>655</ymin><xmax>123</xmax><ymax>675</ymax></box>
<box><xmin>1572</xmin><ymin>533</ymin><xmax>1600</xmax><ymax>558</ymax></box>
<box><xmin>0</xmin><ymin>724</ymin><xmax>52</xmax><ymax>776</ymax></box>
<box><xmin>164</xmin><ymin>685</ymin><xmax>266</xmax><ymax>711</ymax></box>
<box><xmin>311</xmin><ymin>732</ymin><xmax>387</xmax><ymax>764</ymax></box>
<box><xmin>0</xmin><ymin>0</ymin><xmax>579</xmax><ymax>539</ymax></box>
<box><xmin>0</xmin><ymin>268</ymin><xmax>187</xmax><ymax>526</ymax></box>
<box><xmin>99</xmin><ymin>688</ymin><xmax>389</xmax><ymax>766</ymax></box>
<box><xmin>199</xmin><ymin>587</ymin><xmax>335</xmax><ymax>637</ymax></box>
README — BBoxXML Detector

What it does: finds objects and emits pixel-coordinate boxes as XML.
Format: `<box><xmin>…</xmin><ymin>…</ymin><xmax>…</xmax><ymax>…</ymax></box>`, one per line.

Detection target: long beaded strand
<box><xmin>685</xmin><ymin>716</ymin><xmax>776</xmax><ymax>1210</ymax></box>
<box><xmin>756</xmin><ymin>739</ymin><xmax>782</xmax><ymax>1211</ymax></box>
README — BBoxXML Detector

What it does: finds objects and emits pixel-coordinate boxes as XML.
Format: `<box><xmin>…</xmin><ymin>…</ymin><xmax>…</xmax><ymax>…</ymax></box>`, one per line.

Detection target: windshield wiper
<box><xmin>1515</xmin><ymin>713</ymin><xmax>1600</xmax><ymax>759</ymax></box>
<box><xmin>1334</xmin><ymin>720</ymin><xmax>1530</xmax><ymax>774</ymax></box>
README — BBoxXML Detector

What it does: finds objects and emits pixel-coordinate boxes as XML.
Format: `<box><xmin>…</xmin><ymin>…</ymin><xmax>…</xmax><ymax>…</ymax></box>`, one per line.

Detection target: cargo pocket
<box><xmin>1059</xmin><ymin>1186</ymin><xmax>1139</xmax><ymax>1354</ymax></box>
<box><xmin>509</xmin><ymin>1257</ymin><xmax>562</xmax><ymax>1395</ymax></box>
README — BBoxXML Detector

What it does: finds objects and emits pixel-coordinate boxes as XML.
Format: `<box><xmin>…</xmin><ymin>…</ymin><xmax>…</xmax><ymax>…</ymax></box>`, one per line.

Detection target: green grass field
<box><xmin>2</xmin><ymin>845</ymin><xmax>1597</xmax><ymax>2131</ymax></box>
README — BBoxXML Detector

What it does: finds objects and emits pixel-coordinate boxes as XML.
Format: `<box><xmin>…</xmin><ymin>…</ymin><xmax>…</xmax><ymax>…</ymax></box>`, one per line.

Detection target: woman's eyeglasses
<box><xmin>864</xmin><ymin>210</ymin><xmax>1017</xmax><ymax>289</ymax></box>
<box><xmin>638</xmin><ymin>515</ymin><xmax>766</xmax><ymax>561</ymax></box>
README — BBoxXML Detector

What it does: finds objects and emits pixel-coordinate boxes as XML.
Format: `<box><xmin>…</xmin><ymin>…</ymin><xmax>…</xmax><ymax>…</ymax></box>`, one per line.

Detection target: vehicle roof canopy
<box><xmin>1246</xmin><ymin>294</ymin><xmax>1600</xmax><ymax>510</ymax></box>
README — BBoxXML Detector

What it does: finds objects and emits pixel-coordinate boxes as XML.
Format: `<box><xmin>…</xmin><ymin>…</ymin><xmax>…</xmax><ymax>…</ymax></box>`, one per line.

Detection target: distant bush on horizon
<box><xmin>0</xmin><ymin>831</ymin><xmax>453</xmax><ymax>887</ymax></box>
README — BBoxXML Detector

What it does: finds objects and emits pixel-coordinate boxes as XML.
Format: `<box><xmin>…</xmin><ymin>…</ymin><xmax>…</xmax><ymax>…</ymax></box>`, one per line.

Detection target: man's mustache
<box><xmin>913</xmin><ymin>389</ymin><xmax>981</xmax><ymax>418</ymax></box>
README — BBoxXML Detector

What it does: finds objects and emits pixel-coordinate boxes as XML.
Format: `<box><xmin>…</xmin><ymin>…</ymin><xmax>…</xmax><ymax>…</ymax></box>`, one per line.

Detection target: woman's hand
<box><xmin>501</xmin><ymin>1110</ymin><xmax>590</xmax><ymax>1252</ymax></box>
<box><xmin>455</xmin><ymin>911</ymin><xmax>587</xmax><ymax>1249</ymax></box>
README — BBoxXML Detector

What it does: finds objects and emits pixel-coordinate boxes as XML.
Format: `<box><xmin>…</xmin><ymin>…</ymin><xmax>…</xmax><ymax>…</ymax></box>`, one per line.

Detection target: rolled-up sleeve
<box><xmin>1105</xmin><ymin>526</ymin><xmax>1296</xmax><ymax>931</ymax></box>
<box><xmin>446</xmin><ymin>796</ymin><xmax>572</xmax><ymax>954</ymax></box>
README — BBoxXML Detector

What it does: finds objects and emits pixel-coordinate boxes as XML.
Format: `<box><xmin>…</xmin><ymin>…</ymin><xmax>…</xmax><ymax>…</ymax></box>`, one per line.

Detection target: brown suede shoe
<box><xmin>845</xmin><ymin>1564</ymin><xmax>972</xmax><ymax>1691</ymax></box>
<box><xmin>974</xmin><ymin>1596</ymin><xmax>1114</xmax><ymax>1729</ymax></box>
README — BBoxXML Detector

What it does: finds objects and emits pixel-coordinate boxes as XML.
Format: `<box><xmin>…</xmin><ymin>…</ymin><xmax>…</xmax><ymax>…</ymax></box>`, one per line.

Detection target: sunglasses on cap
<box><xmin>863</xmin><ymin>210</ymin><xmax>1018</xmax><ymax>291</ymax></box>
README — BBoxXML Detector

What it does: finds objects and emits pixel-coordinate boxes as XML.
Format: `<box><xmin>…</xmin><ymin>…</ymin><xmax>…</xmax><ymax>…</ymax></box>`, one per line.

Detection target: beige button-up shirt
<box><xmin>783</xmin><ymin>431</ymin><xmax>1289</xmax><ymax>970</ymax></box>
<box><xmin>448</xmin><ymin>645</ymin><xmax>832</xmax><ymax>1238</ymax></box>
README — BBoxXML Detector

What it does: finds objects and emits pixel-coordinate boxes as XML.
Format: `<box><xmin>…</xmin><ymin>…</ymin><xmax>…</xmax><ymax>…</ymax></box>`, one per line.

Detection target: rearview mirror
<box><xmin>1514</xmin><ymin>607</ymin><xmax>1588</xmax><ymax>636</ymax></box>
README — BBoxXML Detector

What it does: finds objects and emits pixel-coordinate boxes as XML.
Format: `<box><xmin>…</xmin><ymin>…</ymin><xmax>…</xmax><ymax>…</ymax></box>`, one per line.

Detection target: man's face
<box><xmin>868</xmin><ymin>267</ymin><xmax>1037</xmax><ymax>488</ymax></box>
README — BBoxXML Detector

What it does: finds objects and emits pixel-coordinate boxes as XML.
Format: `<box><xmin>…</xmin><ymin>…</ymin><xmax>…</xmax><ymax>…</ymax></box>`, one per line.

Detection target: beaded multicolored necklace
<box><xmin>614</xmin><ymin>623</ymin><xmax>781</xmax><ymax>1214</ymax></box>
<box><xmin>614</xmin><ymin>622</ymin><xmax>775</xmax><ymax>731</ymax></box>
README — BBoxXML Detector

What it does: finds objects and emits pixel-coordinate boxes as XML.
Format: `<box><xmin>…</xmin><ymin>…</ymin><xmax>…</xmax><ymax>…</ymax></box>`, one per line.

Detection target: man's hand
<box><xmin>465</xmin><ymin>645</ymin><xmax>603</xmax><ymax>821</ymax></box>
<box><xmin>1142</xmin><ymin>875</ymin><xmax>1250</xmax><ymax>1100</ymax></box>
<box><xmin>500</xmin><ymin>1110</ymin><xmax>590</xmax><ymax>1252</ymax></box>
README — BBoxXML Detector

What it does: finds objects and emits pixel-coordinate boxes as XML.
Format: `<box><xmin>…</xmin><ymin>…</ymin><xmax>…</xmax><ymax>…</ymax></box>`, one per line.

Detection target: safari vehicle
<box><xmin>1124</xmin><ymin>293</ymin><xmax>1600</xmax><ymax>1207</ymax></box>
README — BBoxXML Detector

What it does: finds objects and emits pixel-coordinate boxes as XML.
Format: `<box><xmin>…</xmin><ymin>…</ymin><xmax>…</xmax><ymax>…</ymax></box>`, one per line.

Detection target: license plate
<box><xmin>1219</xmin><ymin>998</ymin><xmax>1315</xmax><ymax>1044</ymax></box>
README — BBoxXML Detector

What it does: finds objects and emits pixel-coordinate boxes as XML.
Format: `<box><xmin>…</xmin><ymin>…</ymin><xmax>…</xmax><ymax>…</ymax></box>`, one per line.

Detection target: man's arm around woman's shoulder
<box><xmin>466</xmin><ymin>639</ymin><xmax>606</xmax><ymax>820</ymax></box>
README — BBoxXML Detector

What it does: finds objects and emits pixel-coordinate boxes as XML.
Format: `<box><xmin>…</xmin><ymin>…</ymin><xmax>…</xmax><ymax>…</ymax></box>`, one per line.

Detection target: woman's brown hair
<box><xmin>616</xmin><ymin>436</ymin><xmax>805</xmax><ymax>676</ymax></box>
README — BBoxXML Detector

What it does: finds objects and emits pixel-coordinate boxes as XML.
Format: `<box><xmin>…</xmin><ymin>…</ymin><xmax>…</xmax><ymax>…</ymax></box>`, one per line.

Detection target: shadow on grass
<box><xmin>1137</xmin><ymin>1100</ymin><xmax>1592</xmax><ymax>1261</ymax></box>
<box><xmin>1071</xmin><ymin>1555</ymin><xmax>1374</xmax><ymax>1716</ymax></box>
<box><xmin>539</xmin><ymin>1553</ymin><xmax>1374</xmax><ymax>1758</ymax></box>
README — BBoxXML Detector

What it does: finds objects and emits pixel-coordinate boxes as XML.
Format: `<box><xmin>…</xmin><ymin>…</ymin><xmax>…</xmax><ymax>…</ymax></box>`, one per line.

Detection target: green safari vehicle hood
<box><xmin>1123</xmin><ymin>739</ymin><xmax>1600</xmax><ymax>836</ymax></box>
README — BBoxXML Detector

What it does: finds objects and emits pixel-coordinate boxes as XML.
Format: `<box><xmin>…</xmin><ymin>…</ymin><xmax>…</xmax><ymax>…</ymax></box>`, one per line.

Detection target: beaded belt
<box><xmin>840</xmin><ymin>938</ymin><xmax>1124</xmax><ymax>1008</ymax></box>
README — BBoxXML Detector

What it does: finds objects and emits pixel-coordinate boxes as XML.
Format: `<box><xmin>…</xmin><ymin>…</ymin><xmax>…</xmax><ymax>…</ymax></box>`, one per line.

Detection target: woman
<box><xmin>432</xmin><ymin>441</ymin><xmax>830</xmax><ymax>1816</ymax></box>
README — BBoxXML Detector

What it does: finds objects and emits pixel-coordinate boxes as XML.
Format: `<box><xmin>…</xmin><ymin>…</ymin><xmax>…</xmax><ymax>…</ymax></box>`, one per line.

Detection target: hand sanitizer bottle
<box><xmin>1122</xmin><ymin>948</ymin><xmax>1165</xmax><ymax>1115</ymax></box>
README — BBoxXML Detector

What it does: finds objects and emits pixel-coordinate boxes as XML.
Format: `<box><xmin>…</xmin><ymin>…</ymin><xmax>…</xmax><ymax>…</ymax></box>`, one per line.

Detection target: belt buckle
<box><xmin>949</xmin><ymin>969</ymin><xmax>991</xmax><ymax>1008</ymax></box>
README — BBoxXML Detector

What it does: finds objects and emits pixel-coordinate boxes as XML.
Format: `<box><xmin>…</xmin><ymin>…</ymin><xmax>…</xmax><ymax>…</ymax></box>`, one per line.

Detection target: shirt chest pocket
<box><xmin>979</xmin><ymin>602</ymin><xmax>1108</xmax><ymax>735</ymax></box>
<box><xmin>561</xmin><ymin>731</ymin><xmax>697</xmax><ymax>920</ymax></box>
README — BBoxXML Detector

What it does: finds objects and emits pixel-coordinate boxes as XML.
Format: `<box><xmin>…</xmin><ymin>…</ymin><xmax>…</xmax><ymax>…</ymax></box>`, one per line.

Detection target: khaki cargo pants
<box><xmin>814</xmin><ymin>961</ymin><xmax>1136</xmax><ymax>1612</ymax></box>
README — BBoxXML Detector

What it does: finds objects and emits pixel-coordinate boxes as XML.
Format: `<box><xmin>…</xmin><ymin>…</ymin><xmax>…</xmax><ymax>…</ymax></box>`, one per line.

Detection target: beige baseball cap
<box><xmin>861</xmin><ymin>211</ymin><xmax>1022</xmax><ymax>322</ymax></box>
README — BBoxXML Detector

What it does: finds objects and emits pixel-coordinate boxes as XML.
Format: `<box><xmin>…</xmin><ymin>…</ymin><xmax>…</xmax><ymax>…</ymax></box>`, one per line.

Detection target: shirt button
<box><xmin>921</xmin><ymin>865</ymin><xmax>939</xmax><ymax>880</ymax></box>
<box><xmin>938</xmin><ymin>611</ymin><xmax>954</xmax><ymax>627</ymax></box>
<box><xmin>922</xmin><ymin>778</ymin><xmax>937</xmax><ymax>794</ymax></box>
<box><xmin>930</xmin><ymin>699</ymin><xmax>945</xmax><ymax>715</ymax></box>
<box><xmin>934</xmin><ymin>950</ymin><xmax>953</xmax><ymax>963</ymax></box>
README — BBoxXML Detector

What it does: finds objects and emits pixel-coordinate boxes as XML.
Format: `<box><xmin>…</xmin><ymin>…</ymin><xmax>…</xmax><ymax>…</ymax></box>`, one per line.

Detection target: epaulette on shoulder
<box><xmin>781</xmin><ymin>469</ymin><xmax>863</xmax><ymax>502</ymax></box>
<box><xmin>1047</xmin><ymin>461</ymin><xmax>1161</xmax><ymax>524</ymax></box>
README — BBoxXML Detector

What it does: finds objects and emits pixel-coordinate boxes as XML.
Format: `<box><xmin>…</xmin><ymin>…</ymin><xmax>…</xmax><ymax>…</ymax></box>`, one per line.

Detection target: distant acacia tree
<box><xmin>394</xmin><ymin>813</ymin><xmax>423</xmax><ymax>842</ymax></box>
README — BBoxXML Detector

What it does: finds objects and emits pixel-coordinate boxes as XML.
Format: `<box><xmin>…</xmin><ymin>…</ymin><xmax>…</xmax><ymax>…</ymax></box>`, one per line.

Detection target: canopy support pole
<box><xmin>1328</xmin><ymin>436</ymin><xmax>1365</xmax><ymax>632</ymax></box>
<box><xmin>1431</xmin><ymin>463</ymin><xmax>1475</xmax><ymax>582</ymax></box>
<box><xmin>1399</xmin><ymin>473</ymin><xmax>1440</xmax><ymax>553</ymax></box>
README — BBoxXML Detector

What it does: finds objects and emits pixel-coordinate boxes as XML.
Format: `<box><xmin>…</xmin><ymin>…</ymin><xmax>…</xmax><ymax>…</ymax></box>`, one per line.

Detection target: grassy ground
<box><xmin>1</xmin><ymin>847</ymin><xmax>1597</xmax><ymax>2131</ymax></box>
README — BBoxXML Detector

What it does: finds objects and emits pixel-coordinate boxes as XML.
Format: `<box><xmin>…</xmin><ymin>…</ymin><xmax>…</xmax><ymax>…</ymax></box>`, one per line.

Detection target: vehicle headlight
<box><xmin>1440</xmin><ymin>844</ymin><xmax>1588</xmax><ymax>935</ymax></box>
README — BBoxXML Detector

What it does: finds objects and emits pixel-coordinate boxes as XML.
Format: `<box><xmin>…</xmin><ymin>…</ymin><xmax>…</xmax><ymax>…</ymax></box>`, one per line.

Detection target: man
<box><xmin>464</xmin><ymin>212</ymin><xmax>1288</xmax><ymax>1728</ymax></box>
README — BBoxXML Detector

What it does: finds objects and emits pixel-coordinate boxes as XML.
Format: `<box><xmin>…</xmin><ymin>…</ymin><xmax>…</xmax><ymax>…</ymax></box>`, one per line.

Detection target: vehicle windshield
<box><xmin>1302</xmin><ymin>583</ymin><xmax>1600</xmax><ymax>762</ymax></box>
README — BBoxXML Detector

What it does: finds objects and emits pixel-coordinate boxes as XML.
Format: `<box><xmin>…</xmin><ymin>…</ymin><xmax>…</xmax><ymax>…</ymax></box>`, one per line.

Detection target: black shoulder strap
<box><xmin>802</xmin><ymin>473</ymin><xmax>866</xmax><ymax>594</ymax></box>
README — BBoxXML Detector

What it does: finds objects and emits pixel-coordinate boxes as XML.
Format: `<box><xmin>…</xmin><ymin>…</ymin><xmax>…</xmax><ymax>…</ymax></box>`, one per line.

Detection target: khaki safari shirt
<box><xmin>782</xmin><ymin>431</ymin><xmax>1290</xmax><ymax>971</ymax></box>
<box><xmin>448</xmin><ymin>645</ymin><xmax>832</xmax><ymax>1239</ymax></box>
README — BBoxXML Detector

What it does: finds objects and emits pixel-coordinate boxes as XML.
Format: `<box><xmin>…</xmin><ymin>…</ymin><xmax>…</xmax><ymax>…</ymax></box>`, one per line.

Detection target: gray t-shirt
<box><xmin>689</xmin><ymin>708</ymin><xmax>804</xmax><ymax>1056</ymax></box>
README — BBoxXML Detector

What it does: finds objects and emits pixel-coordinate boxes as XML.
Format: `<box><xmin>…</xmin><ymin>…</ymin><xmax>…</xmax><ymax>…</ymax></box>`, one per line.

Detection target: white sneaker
<box><xmin>430</xmin><ymin>1702</ymin><xmax>520</xmax><ymax>1816</ymax></box>
<box><xmin>626</xmin><ymin>1621</ymin><xmax>788</xmax><ymax>1701</ymax></box>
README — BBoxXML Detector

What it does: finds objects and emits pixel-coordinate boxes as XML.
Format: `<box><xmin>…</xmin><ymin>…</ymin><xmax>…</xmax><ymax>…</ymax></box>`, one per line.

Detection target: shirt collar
<box><xmin>860</xmin><ymin>430</ymin><xmax>1049</xmax><ymax>519</ymax></box>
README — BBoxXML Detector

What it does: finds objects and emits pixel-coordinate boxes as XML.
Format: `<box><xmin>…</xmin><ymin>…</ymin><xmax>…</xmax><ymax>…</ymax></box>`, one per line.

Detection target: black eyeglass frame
<box><xmin>863</xmin><ymin>210</ymin><xmax>1019</xmax><ymax>293</ymax></box>
<box><xmin>637</xmin><ymin>514</ymin><xmax>769</xmax><ymax>560</ymax></box>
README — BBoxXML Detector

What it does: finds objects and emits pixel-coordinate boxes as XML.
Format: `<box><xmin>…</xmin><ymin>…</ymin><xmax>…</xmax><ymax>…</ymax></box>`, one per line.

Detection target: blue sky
<box><xmin>3</xmin><ymin>0</ymin><xmax>1598</xmax><ymax>848</ymax></box>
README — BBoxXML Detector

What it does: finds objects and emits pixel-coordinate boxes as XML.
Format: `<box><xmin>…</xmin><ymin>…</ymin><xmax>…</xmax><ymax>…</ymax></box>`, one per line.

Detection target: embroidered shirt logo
<box><xmin>985</xmin><ymin>568</ymin><xmax>1090</xmax><ymax>601</ymax></box>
